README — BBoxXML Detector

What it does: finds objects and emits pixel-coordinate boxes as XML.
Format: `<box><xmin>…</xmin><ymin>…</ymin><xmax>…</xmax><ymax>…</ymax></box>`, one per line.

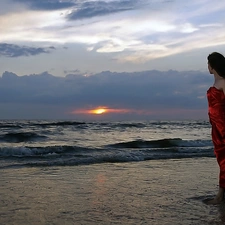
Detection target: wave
<box><xmin>35</xmin><ymin>120</ymin><xmax>210</xmax><ymax>128</ymax></box>
<box><xmin>0</xmin><ymin>141</ymin><xmax>214</xmax><ymax>168</ymax></box>
<box><xmin>0</xmin><ymin>147</ymin><xmax>214</xmax><ymax>168</ymax></box>
<box><xmin>0</xmin><ymin>145</ymin><xmax>89</xmax><ymax>157</ymax></box>
<box><xmin>108</xmin><ymin>138</ymin><xmax>181</xmax><ymax>148</ymax></box>
<box><xmin>113</xmin><ymin>122</ymin><xmax>147</xmax><ymax>128</ymax></box>
<box><xmin>0</xmin><ymin>123</ymin><xmax>22</xmax><ymax>129</ymax></box>
<box><xmin>0</xmin><ymin>138</ymin><xmax>213</xmax><ymax>157</ymax></box>
<box><xmin>0</xmin><ymin>132</ymin><xmax>47</xmax><ymax>143</ymax></box>
<box><xmin>33</xmin><ymin>121</ymin><xmax>87</xmax><ymax>127</ymax></box>
<box><xmin>107</xmin><ymin>138</ymin><xmax>212</xmax><ymax>149</ymax></box>
<box><xmin>0</xmin><ymin>120</ymin><xmax>210</xmax><ymax>135</ymax></box>
<box><xmin>28</xmin><ymin>121</ymin><xmax>147</xmax><ymax>129</ymax></box>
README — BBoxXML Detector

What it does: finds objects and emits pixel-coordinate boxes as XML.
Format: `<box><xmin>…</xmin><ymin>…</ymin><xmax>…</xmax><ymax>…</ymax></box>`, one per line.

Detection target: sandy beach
<box><xmin>1</xmin><ymin>157</ymin><xmax>225</xmax><ymax>225</ymax></box>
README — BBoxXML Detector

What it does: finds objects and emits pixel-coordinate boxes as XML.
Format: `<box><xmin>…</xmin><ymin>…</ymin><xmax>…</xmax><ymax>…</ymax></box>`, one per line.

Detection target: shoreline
<box><xmin>1</xmin><ymin>157</ymin><xmax>224</xmax><ymax>225</ymax></box>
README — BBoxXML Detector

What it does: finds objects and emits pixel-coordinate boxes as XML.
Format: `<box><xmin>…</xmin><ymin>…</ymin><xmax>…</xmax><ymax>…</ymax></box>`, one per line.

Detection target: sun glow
<box><xmin>70</xmin><ymin>106</ymin><xmax>133</xmax><ymax>115</ymax></box>
<box><xmin>90</xmin><ymin>108</ymin><xmax>107</xmax><ymax>115</ymax></box>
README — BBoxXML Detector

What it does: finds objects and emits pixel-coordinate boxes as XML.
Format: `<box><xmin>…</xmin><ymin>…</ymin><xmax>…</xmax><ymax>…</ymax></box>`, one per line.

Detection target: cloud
<box><xmin>0</xmin><ymin>70</ymin><xmax>211</xmax><ymax>119</ymax></box>
<box><xmin>12</xmin><ymin>0</ymin><xmax>75</xmax><ymax>11</ymax></box>
<box><xmin>1</xmin><ymin>0</ymin><xmax>225</xmax><ymax>64</ymax></box>
<box><xmin>0</xmin><ymin>0</ymin><xmax>224</xmax><ymax>82</ymax></box>
<box><xmin>0</xmin><ymin>43</ymin><xmax>55</xmax><ymax>57</ymax></box>
<box><xmin>67</xmin><ymin>0</ymin><xmax>138</xmax><ymax>20</ymax></box>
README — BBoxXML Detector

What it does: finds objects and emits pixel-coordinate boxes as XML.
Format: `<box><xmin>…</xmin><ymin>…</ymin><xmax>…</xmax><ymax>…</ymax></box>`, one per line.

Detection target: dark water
<box><xmin>0</xmin><ymin>120</ymin><xmax>213</xmax><ymax>168</ymax></box>
<box><xmin>1</xmin><ymin>120</ymin><xmax>224</xmax><ymax>225</ymax></box>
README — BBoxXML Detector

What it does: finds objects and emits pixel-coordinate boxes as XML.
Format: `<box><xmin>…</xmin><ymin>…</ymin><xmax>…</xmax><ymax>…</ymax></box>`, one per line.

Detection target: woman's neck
<box><xmin>214</xmin><ymin>73</ymin><xmax>223</xmax><ymax>81</ymax></box>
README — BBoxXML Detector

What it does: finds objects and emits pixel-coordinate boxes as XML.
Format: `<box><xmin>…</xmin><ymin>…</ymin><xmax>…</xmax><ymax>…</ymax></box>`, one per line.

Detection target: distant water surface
<box><xmin>0</xmin><ymin>120</ymin><xmax>213</xmax><ymax>168</ymax></box>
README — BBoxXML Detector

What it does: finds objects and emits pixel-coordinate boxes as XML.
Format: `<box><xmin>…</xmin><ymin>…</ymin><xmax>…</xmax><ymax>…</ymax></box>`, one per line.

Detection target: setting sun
<box><xmin>88</xmin><ymin>107</ymin><xmax>108</xmax><ymax>115</ymax></box>
<box><xmin>92</xmin><ymin>108</ymin><xmax>107</xmax><ymax>114</ymax></box>
<box><xmin>70</xmin><ymin>106</ymin><xmax>133</xmax><ymax>116</ymax></box>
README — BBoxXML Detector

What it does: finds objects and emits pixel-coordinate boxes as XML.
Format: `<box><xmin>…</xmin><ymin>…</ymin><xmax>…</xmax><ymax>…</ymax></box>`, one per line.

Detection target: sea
<box><xmin>3</xmin><ymin>119</ymin><xmax>225</xmax><ymax>225</ymax></box>
<box><xmin>0</xmin><ymin>119</ymin><xmax>214</xmax><ymax>169</ymax></box>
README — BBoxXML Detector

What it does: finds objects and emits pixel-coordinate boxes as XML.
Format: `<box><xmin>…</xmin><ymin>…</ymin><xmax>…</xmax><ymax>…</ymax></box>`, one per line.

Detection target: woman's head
<box><xmin>207</xmin><ymin>52</ymin><xmax>225</xmax><ymax>78</ymax></box>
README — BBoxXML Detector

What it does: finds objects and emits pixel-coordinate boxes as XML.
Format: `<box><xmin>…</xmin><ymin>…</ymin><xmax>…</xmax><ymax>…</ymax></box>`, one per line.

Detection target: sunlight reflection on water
<box><xmin>0</xmin><ymin>158</ymin><xmax>223</xmax><ymax>225</ymax></box>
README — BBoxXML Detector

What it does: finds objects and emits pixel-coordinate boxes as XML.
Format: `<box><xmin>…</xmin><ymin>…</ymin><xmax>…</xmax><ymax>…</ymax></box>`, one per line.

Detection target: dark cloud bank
<box><xmin>12</xmin><ymin>0</ymin><xmax>142</xmax><ymax>20</ymax></box>
<box><xmin>0</xmin><ymin>70</ymin><xmax>211</xmax><ymax>120</ymax></box>
<box><xmin>67</xmin><ymin>0</ymin><xmax>137</xmax><ymax>20</ymax></box>
<box><xmin>0</xmin><ymin>43</ymin><xmax>55</xmax><ymax>57</ymax></box>
<box><xmin>13</xmin><ymin>0</ymin><xmax>75</xmax><ymax>10</ymax></box>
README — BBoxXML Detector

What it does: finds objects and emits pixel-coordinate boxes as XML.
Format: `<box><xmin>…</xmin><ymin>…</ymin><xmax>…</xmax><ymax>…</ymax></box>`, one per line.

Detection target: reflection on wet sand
<box><xmin>1</xmin><ymin>158</ymin><xmax>225</xmax><ymax>225</ymax></box>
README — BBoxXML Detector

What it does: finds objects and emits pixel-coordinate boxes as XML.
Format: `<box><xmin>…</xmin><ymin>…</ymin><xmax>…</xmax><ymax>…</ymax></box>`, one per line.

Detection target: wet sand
<box><xmin>1</xmin><ymin>158</ymin><xmax>225</xmax><ymax>225</ymax></box>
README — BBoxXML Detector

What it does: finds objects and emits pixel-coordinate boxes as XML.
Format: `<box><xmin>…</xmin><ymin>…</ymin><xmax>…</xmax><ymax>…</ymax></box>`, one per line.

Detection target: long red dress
<box><xmin>207</xmin><ymin>86</ymin><xmax>225</xmax><ymax>188</ymax></box>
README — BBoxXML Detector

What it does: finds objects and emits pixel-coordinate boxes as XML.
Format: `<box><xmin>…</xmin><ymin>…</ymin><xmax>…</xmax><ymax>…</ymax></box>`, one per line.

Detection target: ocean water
<box><xmin>2</xmin><ymin>119</ymin><xmax>224</xmax><ymax>225</ymax></box>
<box><xmin>0</xmin><ymin>120</ymin><xmax>214</xmax><ymax>169</ymax></box>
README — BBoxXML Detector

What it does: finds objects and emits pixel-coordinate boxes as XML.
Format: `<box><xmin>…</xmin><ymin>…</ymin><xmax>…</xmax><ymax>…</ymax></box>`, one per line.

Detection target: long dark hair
<box><xmin>208</xmin><ymin>52</ymin><xmax>225</xmax><ymax>78</ymax></box>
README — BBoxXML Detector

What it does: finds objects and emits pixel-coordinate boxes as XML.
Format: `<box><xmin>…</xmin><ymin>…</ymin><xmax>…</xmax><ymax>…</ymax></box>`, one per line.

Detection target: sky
<box><xmin>0</xmin><ymin>0</ymin><xmax>225</xmax><ymax>120</ymax></box>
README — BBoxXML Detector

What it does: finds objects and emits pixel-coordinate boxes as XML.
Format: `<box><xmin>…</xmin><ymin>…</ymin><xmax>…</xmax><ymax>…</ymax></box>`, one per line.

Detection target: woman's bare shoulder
<box><xmin>214</xmin><ymin>78</ymin><xmax>225</xmax><ymax>91</ymax></box>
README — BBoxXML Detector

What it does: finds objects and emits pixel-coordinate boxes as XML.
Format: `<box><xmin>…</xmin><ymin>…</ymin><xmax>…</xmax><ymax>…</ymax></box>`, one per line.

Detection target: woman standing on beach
<box><xmin>207</xmin><ymin>52</ymin><xmax>225</xmax><ymax>204</ymax></box>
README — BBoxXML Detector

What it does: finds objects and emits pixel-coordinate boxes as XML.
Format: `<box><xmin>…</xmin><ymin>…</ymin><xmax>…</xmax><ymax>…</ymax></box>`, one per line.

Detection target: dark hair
<box><xmin>207</xmin><ymin>52</ymin><xmax>225</xmax><ymax>78</ymax></box>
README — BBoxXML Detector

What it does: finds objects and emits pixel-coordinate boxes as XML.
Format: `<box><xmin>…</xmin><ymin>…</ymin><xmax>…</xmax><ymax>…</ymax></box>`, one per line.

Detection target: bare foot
<box><xmin>204</xmin><ymin>197</ymin><xmax>223</xmax><ymax>205</ymax></box>
<box><xmin>204</xmin><ymin>187</ymin><xmax>225</xmax><ymax>205</ymax></box>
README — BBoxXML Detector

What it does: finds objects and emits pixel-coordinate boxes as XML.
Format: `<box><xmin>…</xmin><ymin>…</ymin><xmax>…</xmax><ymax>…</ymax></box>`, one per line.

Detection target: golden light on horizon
<box><xmin>90</xmin><ymin>108</ymin><xmax>107</xmax><ymax>115</ymax></box>
<box><xmin>70</xmin><ymin>106</ymin><xmax>133</xmax><ymax>115</ymax></box>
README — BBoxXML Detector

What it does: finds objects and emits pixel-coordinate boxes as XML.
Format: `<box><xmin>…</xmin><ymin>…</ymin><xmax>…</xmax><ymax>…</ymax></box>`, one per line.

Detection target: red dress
<box><xmin>207</xmin><ymin>86</ymin><xmax>225</xmax><ymax>188</ymax></box>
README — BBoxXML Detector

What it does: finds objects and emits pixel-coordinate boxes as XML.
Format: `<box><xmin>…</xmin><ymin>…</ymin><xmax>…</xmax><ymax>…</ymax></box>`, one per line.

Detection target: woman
<box><xmin>207</xmin><ymin>52</ymin><xmax>225</xmax><ymax>204</ymax></box>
